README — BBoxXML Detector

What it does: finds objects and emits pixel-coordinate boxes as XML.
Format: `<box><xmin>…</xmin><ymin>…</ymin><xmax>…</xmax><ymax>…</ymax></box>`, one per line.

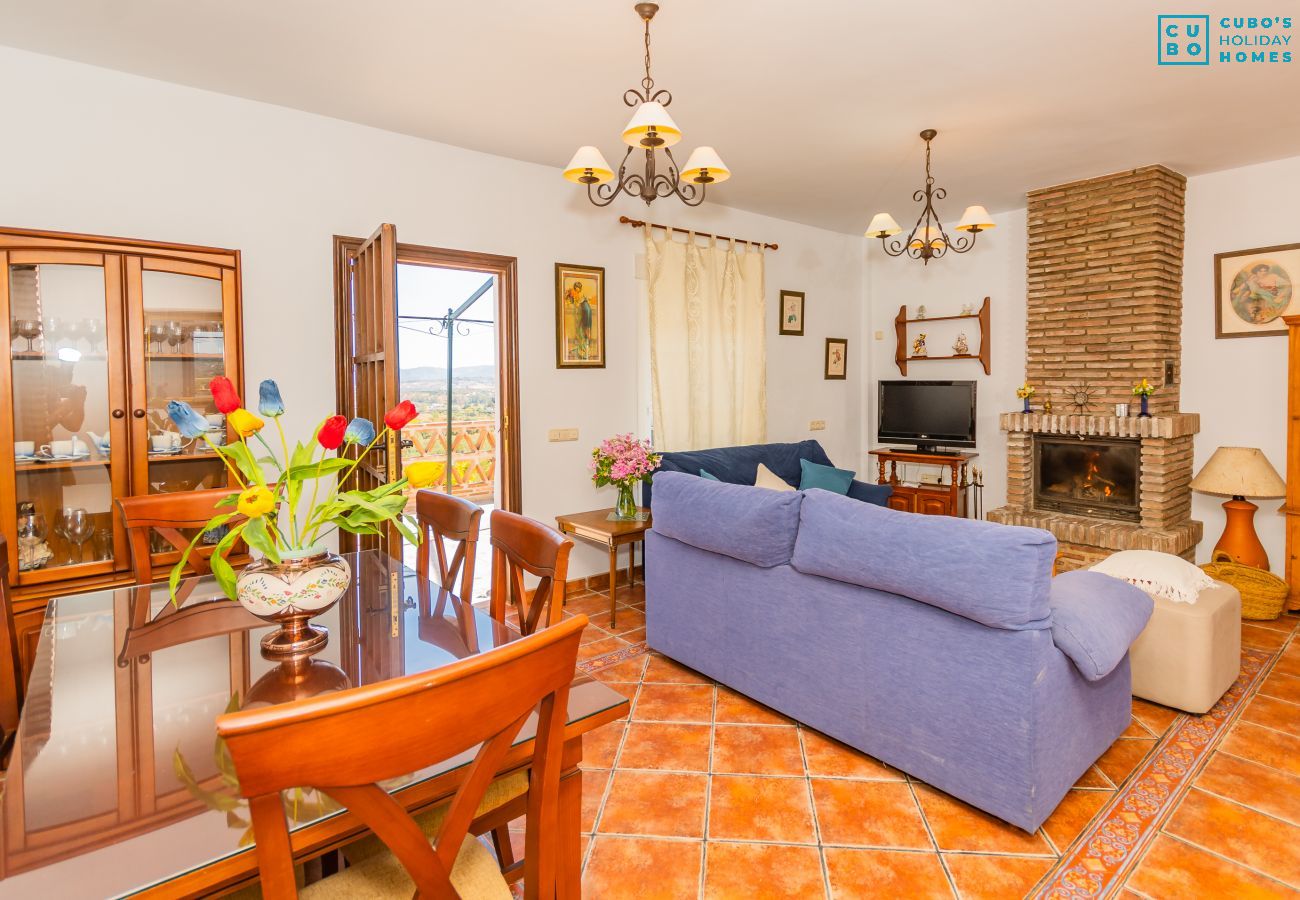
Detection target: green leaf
<box><xmin>215</xmin><ymin>493</ymin><xmax>240</xmax><ymax>509</ymax></box>
<box><xmin>242</xmin><ymin>516</ymin><xmax>281</xmax><ymax>565</ymax></box>
<box><xmin>217</xmin><ymin>441</ymin><xmax>265</xmax><ymax>486</ymax></box>
<box><xmin>211</xmin><ymin>552</ymin><xmax>237</xmax><ymax>600</ymax></box>
<box><xmin>168</xmin><ymin>512</ymin><xmax>236</xmax><ymax>606</ymax></box>
<box><xmin>290</xmin><ymin>440</ymin><xmax>315</xmax><ymax>471</ymax></box>
<box><xmin>174</xmin><ymin>747</ymin><xmax>241</xmax><ymax>812</ymax></box>
<box><xmin>285</xmin><ymin>458</ymin><xmax>352</xmax><ymax>481</ymax></box>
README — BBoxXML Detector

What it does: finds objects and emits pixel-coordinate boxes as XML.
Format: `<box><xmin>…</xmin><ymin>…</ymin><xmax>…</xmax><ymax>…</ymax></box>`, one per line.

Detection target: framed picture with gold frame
<box><xmin>1214</xmin><ymin>243</ymin><xmax>1300</xmax><ymax>338</ymax></box>
<box><xmin>555</xmin><ymin>262</ymin><xmax>605</xmax><ymax>368</ymax></box>
<box><xmin>824</xmin><ymin>337</ymin><xmax>847</xmax><ymax>380</ymax></box>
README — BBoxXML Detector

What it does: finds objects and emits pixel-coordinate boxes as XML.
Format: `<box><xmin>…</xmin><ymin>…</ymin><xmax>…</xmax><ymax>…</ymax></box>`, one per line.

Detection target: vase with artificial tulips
<box><xmin>167</xmin><ymin>377</ymin><xmax>435</xmax><ymax>655</ymax></box>
<box><xmin>1132</xmin><ymin>378</ymin><xmax>1155</xmax><ymax>418</ymax></box>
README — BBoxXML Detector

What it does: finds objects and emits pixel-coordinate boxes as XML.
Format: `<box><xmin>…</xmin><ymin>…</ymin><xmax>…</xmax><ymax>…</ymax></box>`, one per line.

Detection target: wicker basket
<box><xmin>1200</xmin><ymin>552</ymin><xmax>1289</xmax><ymax>620</ymax></box>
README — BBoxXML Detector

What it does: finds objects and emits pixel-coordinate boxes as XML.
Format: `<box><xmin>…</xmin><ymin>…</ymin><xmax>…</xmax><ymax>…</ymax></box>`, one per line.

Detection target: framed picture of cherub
<box><xmin>555</xmin><ymin>263</ymin><xmax>606</xmax><ymax>367</ymax></box>
<box><xmin>1215</xmin><ymin>243</ymin><xmax>1300</xmax><ymax>338</ymax></box>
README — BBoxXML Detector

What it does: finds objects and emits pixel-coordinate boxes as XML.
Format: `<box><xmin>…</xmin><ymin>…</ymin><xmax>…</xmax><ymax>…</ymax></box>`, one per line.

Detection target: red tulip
<box><xmin>316</xmin><ymin>415</ymin><xmax>348</xmax><ymax>450</ymax></box>
<box><xmin>209</xmin><ymin>376</ymin><xmax>242</xmax><ymax>415</ymax></box>
<box><xmin>384</xmin><ymin>400</ymin><xmax>417</xmax><ymax>430</ymax></box>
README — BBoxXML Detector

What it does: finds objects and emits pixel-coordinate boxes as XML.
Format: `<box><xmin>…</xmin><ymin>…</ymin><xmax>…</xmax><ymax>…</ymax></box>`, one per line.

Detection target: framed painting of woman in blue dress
<box><xmin>1215</xmin><ymin>243</ymin><xmax>1300</xmax><ymax>338</ymax></box>
<box><xmin>555</xmin><ymin>262</ymin><xmax>606</xmax><ymax>368</ymax></box>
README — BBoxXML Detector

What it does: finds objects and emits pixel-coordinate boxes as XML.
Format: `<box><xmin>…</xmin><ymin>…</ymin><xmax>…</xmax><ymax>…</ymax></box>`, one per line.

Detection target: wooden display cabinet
<box><xmin>0</xmin><ymin>227</ymin><xmax>244</xmax><ymax>687</ymax></box>
<box><xmin>870</xmin><ymin>448</ymin><xmax>977</xmax><ymax>518</ymax></box>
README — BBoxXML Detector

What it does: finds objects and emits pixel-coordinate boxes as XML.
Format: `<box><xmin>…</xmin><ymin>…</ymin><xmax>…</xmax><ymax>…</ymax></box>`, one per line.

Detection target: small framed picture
<box><xmin>779</xmin><ymin>290</ymin><xmax>805</xmax><ymax>335</ymax></box>
<box><xmin>1214</xmin><ymin>243</ymin><xmax>1300</xmax><ymax>338</ymax></box>
<box><xmin>824</xmin><ymin>337</ymin><xmax>847</xmax><ymax>380</ymax></box>
<box><xmin>555</xmin><ymin>263</ymin><xmax>605</xmax><ymax>367</ymax></box>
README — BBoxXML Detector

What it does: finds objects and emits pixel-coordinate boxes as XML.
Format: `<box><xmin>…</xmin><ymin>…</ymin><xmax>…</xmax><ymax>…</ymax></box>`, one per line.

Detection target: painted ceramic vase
<box><xmin>235</xmin><ymin>546</ymin><xmax>351</xmax><ymax>657</ymax></box>
<box><xmin>1139</xmin><ymin>394</ymin><xmax>1151</xmax><ymax>417</ymax></box>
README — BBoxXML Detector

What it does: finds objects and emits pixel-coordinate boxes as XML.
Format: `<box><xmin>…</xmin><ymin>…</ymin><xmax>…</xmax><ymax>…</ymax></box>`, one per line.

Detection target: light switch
<box><xmin>548</xmin><ymin>428</ymin><xmax>579</xmax><ymax>442</ymax></box>
<box><xmin>809</xmin><ymin>420</ymin><xmax>826</xmax><ymax>431</ymax></box>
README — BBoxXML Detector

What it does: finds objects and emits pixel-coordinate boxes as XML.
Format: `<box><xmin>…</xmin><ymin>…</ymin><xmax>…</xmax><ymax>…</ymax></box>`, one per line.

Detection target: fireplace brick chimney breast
<box><xmin>989</xmin><ymin>166</ymin><xmax>1201</xmax><ymax>571</ymax></box>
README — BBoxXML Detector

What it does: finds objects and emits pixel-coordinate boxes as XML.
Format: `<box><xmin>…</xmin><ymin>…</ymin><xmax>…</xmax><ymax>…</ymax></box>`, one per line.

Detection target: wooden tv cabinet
<box><xmin>869</xmin><ymin>448</ymin><xmax>977</xmax><ymax>518</ymax></box>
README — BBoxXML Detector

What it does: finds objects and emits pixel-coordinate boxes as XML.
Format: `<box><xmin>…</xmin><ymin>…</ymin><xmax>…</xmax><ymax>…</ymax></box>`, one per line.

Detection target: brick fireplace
<box><xmin>988</xmin><ymin>166</ymin><xmax>1202</xmax><ymax>570</ymax></box>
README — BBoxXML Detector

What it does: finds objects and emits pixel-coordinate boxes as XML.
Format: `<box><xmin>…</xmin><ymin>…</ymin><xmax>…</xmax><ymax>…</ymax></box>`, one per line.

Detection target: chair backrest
<box><xmin>116</xmin><ymin>488</ymin><xmax>243</xmax><ymax>584</ymax></box>
<box><xmin>415</xmin><ymin>490</ymin><xmax>483</xmax><ymax>600</ymax></box>
<box><xmin>489</xmin><ymin>510</ymin><xmax>572</xmax><ymax>636</ymax></box>
<box><xmin>0</xmin><ymin>536</ymin><xmax>23</xmax><ymax>744</ymax></box>
<box><xmin>217</xmin><ymin>614</ymin><xmax>585</xmax><ymax>900</ymax></box>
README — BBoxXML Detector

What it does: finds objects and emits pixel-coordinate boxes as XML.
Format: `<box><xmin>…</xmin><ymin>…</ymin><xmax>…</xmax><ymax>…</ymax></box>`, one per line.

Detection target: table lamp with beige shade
<box><xmin>1190</xmin><ymin>446</ymin><xmax>1287</xmax><ymax>569</ymax></box>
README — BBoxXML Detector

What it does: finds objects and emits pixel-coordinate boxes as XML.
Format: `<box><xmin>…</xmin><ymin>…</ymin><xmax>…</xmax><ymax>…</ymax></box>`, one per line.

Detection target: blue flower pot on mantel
<box><xmin>1139</xmin><ymin>394</ymin><xmax>1150</xmax><ymax>418</ymax></box>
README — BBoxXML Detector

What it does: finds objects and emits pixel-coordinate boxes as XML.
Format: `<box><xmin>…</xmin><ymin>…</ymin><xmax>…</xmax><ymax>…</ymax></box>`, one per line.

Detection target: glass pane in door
<box><xmin>140</xmin><ymin>269</ymin><xmax>228</xmax><ymax>495</ymax></box>
<box><xmin>9</xmin><ymin>263</ymin><xmax>115</xmax><ymax>574</ymax></box>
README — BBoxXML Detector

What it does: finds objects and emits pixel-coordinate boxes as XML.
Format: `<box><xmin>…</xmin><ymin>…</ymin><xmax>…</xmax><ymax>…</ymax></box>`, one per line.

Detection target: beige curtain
<box><xmin>645</xmin><ymin>232</ymin><xmax>766</xmax><ymax>451</ymax></box>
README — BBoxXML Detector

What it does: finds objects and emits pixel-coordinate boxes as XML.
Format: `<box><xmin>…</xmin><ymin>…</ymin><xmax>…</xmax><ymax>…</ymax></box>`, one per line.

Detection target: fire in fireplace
<box><xmin>1033</xmin><ymin>436</ymin><xmax>1141</xmax><ymax>522</ymax></box>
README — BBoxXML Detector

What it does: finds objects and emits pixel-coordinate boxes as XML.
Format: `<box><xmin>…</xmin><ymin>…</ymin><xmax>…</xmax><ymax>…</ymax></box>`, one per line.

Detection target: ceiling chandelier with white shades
<box><xmin>866</xmin><ymin>129</ymin><xmax>994</xmax><ymax>265</ymax></box>
<box><xmin>563</xmin><ymin>2</ymin><xmax>729</xmax><ymax>207</ymax></box>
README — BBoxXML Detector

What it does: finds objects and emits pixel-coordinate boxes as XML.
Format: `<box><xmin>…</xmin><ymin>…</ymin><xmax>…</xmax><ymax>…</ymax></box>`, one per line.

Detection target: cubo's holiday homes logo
<box><xmin>1158</xmin><ymin>14</ymin><xmax>1294</xmax><ymax>65</ymax></box>
<box><xmin>1158</xmin><ymin>15</ymin><xmax>1210</xmax><ymax>64</ymax></box>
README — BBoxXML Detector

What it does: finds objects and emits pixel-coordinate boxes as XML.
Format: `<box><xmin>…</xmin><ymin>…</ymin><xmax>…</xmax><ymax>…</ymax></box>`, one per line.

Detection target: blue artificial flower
<box><xmin>257</xmin><ymin>379</ymin><xmax>285</xmax><ymax>417</ymax></box>
<box><xmin>344</xmin><ymin>417</ymin><xmax>376</xmax><ymax>445</ymax></box>
<box><xmin>167</xmin><ymin>400</ymin><xmax>210</xmax><ymax>439</ymax></box>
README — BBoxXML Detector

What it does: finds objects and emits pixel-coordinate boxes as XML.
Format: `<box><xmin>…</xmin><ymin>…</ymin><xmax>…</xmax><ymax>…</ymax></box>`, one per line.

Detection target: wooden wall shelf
<box><xmin>894</xmin><ymin>297</ymin><xmax>991</xmax><ymax>376</ymax></box>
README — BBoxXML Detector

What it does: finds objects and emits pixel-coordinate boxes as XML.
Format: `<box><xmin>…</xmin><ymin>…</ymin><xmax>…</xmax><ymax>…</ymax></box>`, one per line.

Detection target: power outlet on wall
<box><xmin>809</xmin><ymin>420</ymin><xmax>826</xmax><ymax>431</ymax></box>
<box><xmin>548</xmin><ymin>428</ymin><xmax>579</xmax><ymax>442</ymax></box>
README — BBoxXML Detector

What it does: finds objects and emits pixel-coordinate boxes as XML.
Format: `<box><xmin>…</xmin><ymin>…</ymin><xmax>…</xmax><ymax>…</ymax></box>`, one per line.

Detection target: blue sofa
<box><xmin>643</xmin><ymin>439</ymin><xmax>892</xmax><ymax>508</ymax></box>
<box><xmin>645</xmin><ymin>472</ymin><xmax>1152</xmax><ymax>831</ymax></box>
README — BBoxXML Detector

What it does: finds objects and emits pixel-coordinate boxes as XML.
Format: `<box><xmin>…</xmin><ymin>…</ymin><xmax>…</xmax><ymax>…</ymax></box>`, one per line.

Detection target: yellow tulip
<box><xmin>228</xmin><ymin>407</ymin><xmax>265</xmax><ymax>437</ymax></box>
<box><xmin>405</xmin><ymin>461</ymin><xmax>439</xmax><ymax>488</ymax></box>
<box><xmin>237</xmin><ymin>485</ymin><xmax>275</xmax><ymax>518</ymax></box>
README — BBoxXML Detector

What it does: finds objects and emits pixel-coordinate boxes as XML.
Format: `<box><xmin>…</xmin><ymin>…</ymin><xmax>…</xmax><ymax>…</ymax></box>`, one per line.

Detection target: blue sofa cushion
<box><xmin>799</xmin><ymin>458</ymin><xmax>854</xmax><ymax>494</ymax></box>
<box><xmin>650</xmin><ymin>470</ymin><xmax>803</xmax><ymax>567</ymax></box>
<box><xmin>646</xmin><ymin>440</ymin><xmax>892</xmax><ymax>508</ymax></box>
<box><xmin>1049</xmin><ymin>570</ymin><xmax>1154</xmax><ymax>681</ymax></box>
<box><xmin>790</xmin><ymin>489</ymin><xmax>1057</xmax><ymax>630</ymax></box>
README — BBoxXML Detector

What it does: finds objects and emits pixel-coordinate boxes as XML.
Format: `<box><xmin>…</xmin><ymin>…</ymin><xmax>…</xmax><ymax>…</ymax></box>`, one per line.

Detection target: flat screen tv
<box><xmin>877</xmin><ymin>380</ymin><xmax>977</xmax><ymax>452</ymax></box>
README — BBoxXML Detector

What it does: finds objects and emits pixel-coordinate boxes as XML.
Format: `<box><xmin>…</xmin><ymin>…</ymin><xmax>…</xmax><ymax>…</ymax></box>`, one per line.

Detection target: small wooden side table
<box><xmin>555</xmin><ymin>508</ymin><xmax>651</xmax><ymax>629</ymax></box>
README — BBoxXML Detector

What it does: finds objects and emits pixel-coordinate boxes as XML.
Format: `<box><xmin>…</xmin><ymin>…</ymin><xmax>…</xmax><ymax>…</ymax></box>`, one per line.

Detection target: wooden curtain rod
<box><xmin>618</xmin><ymin>216</ymin><xmax>779</xmax><ymax>250</ymax></box>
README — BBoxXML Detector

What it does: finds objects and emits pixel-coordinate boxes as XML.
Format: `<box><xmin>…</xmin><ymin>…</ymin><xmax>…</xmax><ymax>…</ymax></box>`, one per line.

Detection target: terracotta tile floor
<box><xmin>548</xmin><ymin>586</ymin><xmax>1300</xmax><ymax>898</ymax></box>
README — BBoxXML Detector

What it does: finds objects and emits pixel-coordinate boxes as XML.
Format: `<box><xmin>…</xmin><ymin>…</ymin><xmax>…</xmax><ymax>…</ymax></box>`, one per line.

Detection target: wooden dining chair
<box><xmin>0</xmin><ymin>537</ymin><xmax>25</xmax><ymax>764</ymax></box>
<box><xmin>489</xmin><ymin>509</ymin><xmax>573</xmax><ymax>637</ymax></box>
<box><xmin>117</xmin><ymin>488</ymin><xmax>245</xmax><ymax>585</ymax></box>
<box><xmin>415</xmin><ymin>490</ymin><xmax>483</xmax><ymax>601</ymax></box>
<box><xmin>217</xmin><ymin>613</ymin><xmax>585</xmax><ymax>899</ymax></box>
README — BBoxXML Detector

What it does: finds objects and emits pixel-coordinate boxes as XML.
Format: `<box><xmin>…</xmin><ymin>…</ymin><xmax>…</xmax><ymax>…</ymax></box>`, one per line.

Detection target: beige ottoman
<box><xmin>1126</xmin><ymin>581</ymin><xmax>1242</xmax><ymax>714</ymax></box>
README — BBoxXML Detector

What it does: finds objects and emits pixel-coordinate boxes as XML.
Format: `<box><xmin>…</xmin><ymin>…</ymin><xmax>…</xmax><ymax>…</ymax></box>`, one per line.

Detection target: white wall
<box><xmin>865</xmin><ymin>210</ymin><xmax>1028</xmax><ymax>512</ymax></box>
<box><xmin>1182</xmin><ymin>155</ymin><xmax>1300</xmax><ymax>574</ymax></box>
<box><xmin>0</xmin><ymin>47</ymin><xmax>865</xmax><ymax>578</ymax></box>
<box><xmin>861</xmin><ymin>157</ymin><xmax>1300</xmax><ymax>574</ymax></box>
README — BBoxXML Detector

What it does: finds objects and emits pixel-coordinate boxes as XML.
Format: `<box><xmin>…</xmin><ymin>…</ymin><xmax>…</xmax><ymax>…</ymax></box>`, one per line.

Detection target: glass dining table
<box><xmin>0</xmin><ymin>550</ymin><xmax>627</xmax><ymax>898</ymax></box>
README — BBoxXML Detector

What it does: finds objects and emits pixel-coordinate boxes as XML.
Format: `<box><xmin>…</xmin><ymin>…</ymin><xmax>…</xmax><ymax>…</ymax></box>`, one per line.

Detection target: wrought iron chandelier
<box><xmin>563</xmin><ymin>2</ymin><xmax>729</xmax><ymax>207</ymax></box>
<box><xmin>866</xmin><ymin>129</ymin><xmax>993</xmax><ymax>264</ymax></box>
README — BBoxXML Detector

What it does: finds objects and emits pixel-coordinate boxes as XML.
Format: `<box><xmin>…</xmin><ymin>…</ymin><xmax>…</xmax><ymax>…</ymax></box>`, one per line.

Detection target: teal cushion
<box><xmin>799</xmin><ymin>458</ymin><xmax>854</xmax><ymax>495</ymax></box>
<box><xmin>700</xmin><ymin>469</ymin><xmax>721</xmax><ymax>481</ymax></box>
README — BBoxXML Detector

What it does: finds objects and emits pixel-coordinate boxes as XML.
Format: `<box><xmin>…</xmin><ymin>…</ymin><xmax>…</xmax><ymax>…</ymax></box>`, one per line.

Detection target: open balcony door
<box><xmin>339</xmin><ymin>223</ymin><xmax>401</xmax><ymax>556</ymax></box>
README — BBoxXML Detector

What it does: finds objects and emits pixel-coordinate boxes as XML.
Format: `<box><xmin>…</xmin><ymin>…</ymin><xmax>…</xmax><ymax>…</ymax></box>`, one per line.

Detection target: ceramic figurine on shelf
<box><xmin>960</xmin><ymin>302</ymin><xmax>974</xmax><ymax>316</ymax></box>
<box><xmin>952</xmin><ymin>332</ymin><xmax>970</xmax><ymax>355</ymax></box>
<box><xmin>1016</xmin><ymin>382</ymin><xmax>1036</xmax><ymax>414</ymax></box>
<box><xmin>912</xmin><ymin>333</ymin><xmax>928</xmax><ymax>357</ymax></box>
<box><xmin>916</xmin><ymin>304</ymin><xmax>927</xmax><ymax>320</ymax></box>
<box><xmin>1044</xmin><ymin>394</ymin><xmax>1054</xmax><ymax>413</ymax></box>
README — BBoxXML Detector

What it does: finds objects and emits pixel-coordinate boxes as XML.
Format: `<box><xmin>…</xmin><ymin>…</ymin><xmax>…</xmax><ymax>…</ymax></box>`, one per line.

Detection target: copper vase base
<box><xmin>261</xmin><ymin>618</ymin><xmax>329</xmax><ymax>658</ymax></box>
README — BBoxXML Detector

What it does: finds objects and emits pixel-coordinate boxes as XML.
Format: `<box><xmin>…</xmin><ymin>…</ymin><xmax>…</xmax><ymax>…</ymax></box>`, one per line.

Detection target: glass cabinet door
<box><xmin>126</xmin><ymin>259</ymin><xmax>238</xmax><ymax>500</ymax></box>
<box><xmin>4</xmin><ymin>254</ymin><xmax>128</xmax><ymax>585</ymax></box>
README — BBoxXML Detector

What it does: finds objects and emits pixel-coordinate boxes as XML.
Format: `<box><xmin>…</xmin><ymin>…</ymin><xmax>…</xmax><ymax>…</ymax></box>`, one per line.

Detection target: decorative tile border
<box><xmin>577</xmin><ymin>640</ymin><xmax>649</xmax><ymax>676</ymax></box>
<box><xmin>1032</xmin><ymin>647</ymin><xmax>1273</xmax><ymax>899</ymax></box>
